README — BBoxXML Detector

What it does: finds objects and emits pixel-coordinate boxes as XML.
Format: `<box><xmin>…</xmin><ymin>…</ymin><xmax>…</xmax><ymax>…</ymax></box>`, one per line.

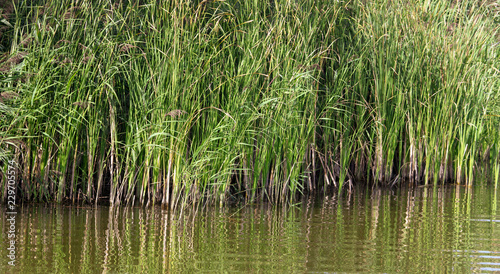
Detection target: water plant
<box><xmin>0</xmin><ymin>0</ymin><xmax>499</xmax><ymax>208</ymax></box>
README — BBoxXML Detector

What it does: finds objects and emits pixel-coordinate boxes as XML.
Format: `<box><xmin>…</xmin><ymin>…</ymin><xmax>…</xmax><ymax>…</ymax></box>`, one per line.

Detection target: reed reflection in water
<box><xmin>0</xmin><ymin>185</ymin><xmax>499</xmax><ymax>273</ymax></box>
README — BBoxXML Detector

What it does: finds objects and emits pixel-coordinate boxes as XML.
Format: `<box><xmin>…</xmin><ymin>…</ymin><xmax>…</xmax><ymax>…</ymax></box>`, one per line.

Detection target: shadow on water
<box><xmin>0</xmin><ymin>185</ymin><xmax>499</xmax><ymax>273</ymax></box>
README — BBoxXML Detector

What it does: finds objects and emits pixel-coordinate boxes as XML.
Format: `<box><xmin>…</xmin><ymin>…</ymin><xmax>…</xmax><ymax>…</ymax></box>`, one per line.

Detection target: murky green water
<box><xmin>1</xmin><ymin>185</ymin><xmax>499</xmax><ymax>273</ymax></box>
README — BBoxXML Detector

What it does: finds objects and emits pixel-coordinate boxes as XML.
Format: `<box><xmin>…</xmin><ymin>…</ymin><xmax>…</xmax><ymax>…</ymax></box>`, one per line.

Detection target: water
<box><xmin>1</xmin><ymin>185</ymin><xmax>499</xmax><ymax>273</ymax></box>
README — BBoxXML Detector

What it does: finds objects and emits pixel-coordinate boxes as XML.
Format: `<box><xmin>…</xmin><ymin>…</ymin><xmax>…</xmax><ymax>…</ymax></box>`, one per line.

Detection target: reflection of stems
<box><xmin>369</xmin><ymin>189</ymin><xmax>380</xmax><ymax>241</ymax></box>
<box><xmin>102</xmin><ymin>208</ymin><xmax>110</xmax><ymax>273</ymax></box>
<box><xmin>80</xmin><ymin>210</ymin><xmax>91</xmax><ymax>273</ymax></box>
<box><xmin>162</xmin><ymin>210</ymin><xmax>170</xmax><ymax>273</ymax></box>
<box><xmin>303</xmin><ymin>197</ymin><xmax>313</xmax><ymax>268</ymax></box>
<box><xmin>401</xmin><ymin>188</ymin><xmax>415</xmax><ymax>248</ymax></box>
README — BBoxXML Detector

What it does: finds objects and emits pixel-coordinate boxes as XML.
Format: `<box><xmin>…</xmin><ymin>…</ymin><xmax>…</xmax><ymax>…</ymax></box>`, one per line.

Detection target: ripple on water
<box><xmin>0</xmin><ymin>186</ymin><xmax>499</xmax><ymax>273</ymax></box>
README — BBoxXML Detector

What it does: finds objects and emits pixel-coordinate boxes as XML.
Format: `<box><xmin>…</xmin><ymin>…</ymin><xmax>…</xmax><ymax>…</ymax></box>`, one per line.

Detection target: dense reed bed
<box><xmin>0</xmin><ymin>0</ymin><xmax>499</xmax><ymax>207</ymax></box>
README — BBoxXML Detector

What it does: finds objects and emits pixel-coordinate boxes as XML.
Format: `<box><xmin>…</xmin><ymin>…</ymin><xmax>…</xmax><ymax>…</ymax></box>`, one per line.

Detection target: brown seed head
<box><xmin>82</xmin><ymin>55</ymin><xmax>93</xmax><ymax>64</ymax></box>
<box><xmin>1</xmin><ymin>138</ymin><xmax>26</xmax><ymax>148</ymax></box>
<box><xmin>64</xmin><ymin>12</ymin><xmax>74</xmax><ymax>19</ymax></box>
<box><xmin>73</xmin><ymin>101</ymin><xmax>90</xmax><ymax>109</ymax></box>
<box><xmin>20</xmin><ymin>36</ymin><xmax>33</xmax><ymax>47</ymax></box>
<box><xmin>119</xmin><ymin>43</ymin><xmax>136</xmax><ymax>52</ymax></box>
<box><xmin>0</xmin><ymin>91</ymin><xmax>19</xmax><ymax>102</ymax></box>
<box><xmin>55</xmin><ymin>39</ymin><xmax>71</xmax><ymax>48</ymax></box>
<box><xmin>165</xmin><ymin>109</ymin><xmax>187</xmax><ymax>118</ymax></box>
<box><xmin>6</xmin><ymin>52</ymin><xmax>27</xmax><ymax>65</ymax></box>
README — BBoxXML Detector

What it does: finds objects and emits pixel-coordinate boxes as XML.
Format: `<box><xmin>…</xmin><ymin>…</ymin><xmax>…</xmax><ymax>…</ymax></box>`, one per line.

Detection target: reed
<box><xmin>0</xmin><ymin>0</ymin><xmax>499</xmax><ymax>208</ymax></box>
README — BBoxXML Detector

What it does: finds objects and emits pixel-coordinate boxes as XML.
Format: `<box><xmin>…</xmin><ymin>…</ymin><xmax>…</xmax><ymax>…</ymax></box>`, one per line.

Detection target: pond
<box><xmin>1</xmin><ymin>185</ymin><xmax>499</xmax><ymax>273</ymax></box>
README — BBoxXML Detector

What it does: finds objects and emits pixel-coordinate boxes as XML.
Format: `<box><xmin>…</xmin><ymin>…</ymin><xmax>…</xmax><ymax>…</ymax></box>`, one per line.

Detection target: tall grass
<box><xmin>0</xmin><ymin>0</ymin><xmax>499</xmax><ymax>208</ymax></box>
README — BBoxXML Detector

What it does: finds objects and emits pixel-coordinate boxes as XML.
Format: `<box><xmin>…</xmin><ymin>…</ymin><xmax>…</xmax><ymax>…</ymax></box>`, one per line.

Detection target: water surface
<box><xmin>1</xmin><ymin>185</ymin><xmax>499</xmax><ymax>273</ymax></box>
